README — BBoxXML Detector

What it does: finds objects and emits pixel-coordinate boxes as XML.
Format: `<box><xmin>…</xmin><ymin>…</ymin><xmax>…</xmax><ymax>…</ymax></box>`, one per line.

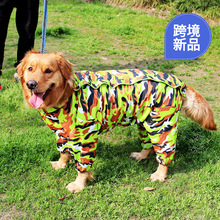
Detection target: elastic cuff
<box><xmin>142</xmin><ymin>142</ymin><xmax>153</xmax><ymax>149</ymax></box>
<box><xmin>156</xmin><ymin>153</ymin><xmax>175</xmax><ymax>165</ymax></box>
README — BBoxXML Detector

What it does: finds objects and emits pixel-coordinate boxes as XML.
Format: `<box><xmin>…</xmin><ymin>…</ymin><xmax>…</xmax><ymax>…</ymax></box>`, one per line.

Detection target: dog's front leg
<box><xmin>66</xmin><ymin>171</ymin><xmax>93</xmax><ymax>193</ymax></box>
<box><xmin>150</xmin><ymin>164</ymin><xmax>168</xmax><ymax>182</ymax></box>
<box><xmin>50</xmin><ymin>152</ymin><xmax>72</xmax><ymax>170</ymax></box>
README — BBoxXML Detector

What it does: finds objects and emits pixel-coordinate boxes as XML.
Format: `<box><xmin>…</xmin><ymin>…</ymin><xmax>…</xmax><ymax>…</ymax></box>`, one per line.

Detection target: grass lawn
<box><xmin>0</xmin><ymin>0</ymin><xmax>219</xmax><ymax>219</ymax></box>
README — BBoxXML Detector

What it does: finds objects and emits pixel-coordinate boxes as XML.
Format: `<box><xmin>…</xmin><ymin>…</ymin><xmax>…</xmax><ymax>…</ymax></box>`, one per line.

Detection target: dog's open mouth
<box><xmin>29</xmin><ymin>84</ymin><xmax>55</xmax><ymax>109</ymax></box>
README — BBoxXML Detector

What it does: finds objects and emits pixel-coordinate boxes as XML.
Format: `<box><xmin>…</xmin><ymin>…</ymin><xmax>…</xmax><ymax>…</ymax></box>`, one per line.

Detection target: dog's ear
<box><xmin>17</xmin><ymin>50</ymin><xmax>40</xmax><ymax>77</ymax></box>
<box><xmin>17</xmin><ymin>61</ymin><xmax>25</xmax><ymax>77</ymax></box>
<box><xmin>17</xmin><ymin>53</ymin><xmax>30</xmax><ymax>77</ymax></box>
<box><xmin>54</xmin><ymin>53</ymin><xmax>73</xmax><ymax>80</ymax></box>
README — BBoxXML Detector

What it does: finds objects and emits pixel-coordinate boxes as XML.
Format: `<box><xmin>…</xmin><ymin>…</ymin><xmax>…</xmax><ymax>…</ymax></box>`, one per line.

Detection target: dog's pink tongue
<box><xmin>29</xmin><ymin>93</ymin><xmax>44</xmax><ymax>109</ymax></box>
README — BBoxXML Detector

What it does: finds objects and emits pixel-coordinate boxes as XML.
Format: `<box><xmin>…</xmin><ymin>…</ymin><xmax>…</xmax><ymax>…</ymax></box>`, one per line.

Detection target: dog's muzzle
<box><xmin>26</xmin><ymin>80</ymin><xmax>55</xmax><ymax>109</ymax></box>
<box><xmin>26</xmin><ymin>80</ymin><xmax>38</xmax><ymax>90</ymax></box>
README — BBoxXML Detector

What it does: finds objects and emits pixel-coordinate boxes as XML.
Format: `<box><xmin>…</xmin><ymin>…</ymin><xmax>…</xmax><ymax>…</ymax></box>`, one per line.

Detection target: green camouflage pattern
<box><xmin>39</xmin><ymin>69</ymin><xmax>186</xmax><ymax>172</ymax></box>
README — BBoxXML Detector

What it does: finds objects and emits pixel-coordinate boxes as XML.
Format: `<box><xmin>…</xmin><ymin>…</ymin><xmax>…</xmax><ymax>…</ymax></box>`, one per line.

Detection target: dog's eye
<box><xmin>45</xmin><ymin>68</ymin><xmax>52</xmax><ymax>74</ymax></box>
<box><xmin>28</xmin><ymin>67</ymin><xmax>33</xmax><ymax>71</ymax></box>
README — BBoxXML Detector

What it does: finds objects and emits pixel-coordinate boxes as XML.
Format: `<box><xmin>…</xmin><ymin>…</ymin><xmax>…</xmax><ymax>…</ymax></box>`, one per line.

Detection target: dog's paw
<box><xmin>150</xmin><ymin>172</ymin><xmax>166</xmax><ymax>182</ymax></box>
<box><xmin>130</xmin><ymin>152</ymin><xmax>145</xmax><ymax>161</ymax></box>
<box><xmin>131</xmin><ymin>149</ymin><xmax>154</xmax><ymax>161</ymax></box>
<box><xmin>66</xmin><ymin>181</ymin><xmax>85</xmax><ymax>193</ymax></box>
<box><xmin>130</xmin><ymin>152</ymin><xmax>144</xmax><ymax>161</ymax></box>
<box><xmin>50</xmin><ymin>161</ymin><xmax>67</xmax><ymax>170</ymax></box>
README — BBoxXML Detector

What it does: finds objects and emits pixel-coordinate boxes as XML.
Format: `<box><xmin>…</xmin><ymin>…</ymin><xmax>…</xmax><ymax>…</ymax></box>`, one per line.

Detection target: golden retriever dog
<box><xmin>17</xmin><ymin>50</ymin><xmax>217</xmax><ymax>193</ymax></box>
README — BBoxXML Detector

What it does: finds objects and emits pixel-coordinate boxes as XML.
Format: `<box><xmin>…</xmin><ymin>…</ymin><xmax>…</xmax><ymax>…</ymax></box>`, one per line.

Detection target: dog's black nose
<box><xmin>26</xmin><ymin>80</ymin><xmax>38</xmax><ymax>90</ymax></box>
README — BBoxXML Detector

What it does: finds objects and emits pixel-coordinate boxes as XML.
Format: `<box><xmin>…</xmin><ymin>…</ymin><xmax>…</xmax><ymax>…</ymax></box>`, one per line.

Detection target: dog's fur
<box><xmin>17</xmin><ymin>51</ymin><xmax>217</xmax><ymax>192</ymax></box>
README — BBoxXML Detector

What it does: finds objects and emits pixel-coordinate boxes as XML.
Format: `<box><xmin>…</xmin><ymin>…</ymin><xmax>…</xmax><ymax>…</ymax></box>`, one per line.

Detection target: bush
<box><xmin>175</xmin><ymin>0</ymin><xmax>220</xmax><ymax>18</ymax></box>
<box><xmin>104</xmin><ymin>0</ymin><xmax>220</xmax><ymax>18</ymax></box>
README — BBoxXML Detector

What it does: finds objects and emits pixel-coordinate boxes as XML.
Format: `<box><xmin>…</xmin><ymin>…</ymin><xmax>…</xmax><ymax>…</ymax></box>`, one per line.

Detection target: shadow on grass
<box><xmin>173</xmin><ymin>119</ymin><xmax>219</xmax><ymax>173</ymax></box>
<box><xmin>35</xmin><ymin>26</ymin><xmax>74</xmax><ymax>39</ymax></box>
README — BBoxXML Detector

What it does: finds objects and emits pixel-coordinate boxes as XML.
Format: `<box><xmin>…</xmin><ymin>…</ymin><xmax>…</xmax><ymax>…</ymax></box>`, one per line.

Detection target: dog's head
<box><xmin>17</xmin><ymin>50</ymin><xmax>74</xmax><ymax>109</ymax></box>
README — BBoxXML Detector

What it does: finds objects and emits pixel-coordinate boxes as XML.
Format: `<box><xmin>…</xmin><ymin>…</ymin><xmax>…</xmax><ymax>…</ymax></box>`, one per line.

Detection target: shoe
<box><xmin>14</xmin><ymin>72</ymin><xmax>20</xmax><ymax>82</ymax></box>
<box><xmin>14</xmin><ymin>61</ymin><xmax>20</xmax><ymax>68</ymax></box>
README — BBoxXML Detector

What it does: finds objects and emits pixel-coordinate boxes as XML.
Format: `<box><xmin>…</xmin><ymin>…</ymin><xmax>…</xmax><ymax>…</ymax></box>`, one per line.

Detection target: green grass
<box><xmin>0</xmin><ymin>0</ymin><xmax>220</xmax><ymax>219</ymax></box>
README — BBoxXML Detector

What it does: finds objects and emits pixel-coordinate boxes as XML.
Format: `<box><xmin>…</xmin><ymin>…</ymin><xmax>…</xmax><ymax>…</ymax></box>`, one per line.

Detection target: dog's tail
<box><xmin>181</xmin><ymin>86</ymin><xmax>217</xmax><ymax>131</ymax></box>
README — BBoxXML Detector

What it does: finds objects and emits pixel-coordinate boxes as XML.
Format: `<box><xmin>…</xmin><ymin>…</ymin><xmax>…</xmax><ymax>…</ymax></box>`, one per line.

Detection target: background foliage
<box><xmin>104</xmin><ymin>0</ymin><xmax>220</xmax><ymax>19</ymax></box>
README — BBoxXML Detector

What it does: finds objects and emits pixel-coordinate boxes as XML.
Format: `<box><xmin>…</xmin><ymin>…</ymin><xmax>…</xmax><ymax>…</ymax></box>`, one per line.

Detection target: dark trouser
<box><xmin>0</xmin><ymin>0</ymin><xmax>39</xmax><ymax>70</ymax></box>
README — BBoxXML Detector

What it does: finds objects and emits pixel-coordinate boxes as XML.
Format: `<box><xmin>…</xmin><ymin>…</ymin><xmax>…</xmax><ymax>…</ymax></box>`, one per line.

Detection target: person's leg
<box><xmin>0</xmin><ymin>1</ymin><xmax>14</xmax><ymax>73</ymax></box>
<box><xmin>15</xmin><ymin>0</ymin><xmax>39</xmax><ymax>66</ymax></box>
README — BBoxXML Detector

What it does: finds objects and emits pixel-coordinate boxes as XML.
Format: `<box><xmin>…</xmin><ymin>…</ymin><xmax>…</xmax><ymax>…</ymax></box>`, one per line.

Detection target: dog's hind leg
<box><xmin>66</xmin><ymin>171</ymin><xmax>93</xmax><ymax>193</ymax></box>
<box><xmin>131</xmin><ymin>124</ymin><xmax>154</xmax><ymax>161</ymax></box>
<box><xmin>50</xmin><ymin>152</ymin><xmax>72</xmax><ymax>170</ymax></box>
<box><xmin>142</xmin><ymin>86</ymin><xmax>182</xmax><ymax>182</ymax></box>
<box><xmin>131</xmin><ymin>148</ymin><xmax>154</xmax><ymax>161</ymax></box>
<box><xmin>150</xmin><ymin>164</ymin><xmax>168</xmax><ymax>182</ymax></box>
